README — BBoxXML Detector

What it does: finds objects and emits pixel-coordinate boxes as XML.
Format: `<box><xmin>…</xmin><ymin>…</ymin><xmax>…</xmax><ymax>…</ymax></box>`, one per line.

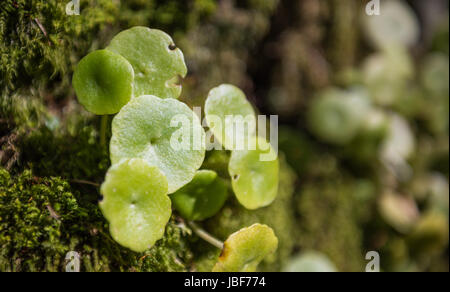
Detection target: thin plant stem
<box><xmin>187</xmin><ymin>221</ymin><xmax>224</xmax><ymax>250</ymax></box>
<box><xmin>70</xmin><ymin>179</ymin><xmax>100</xmax><ymax>187</ymax></box>
<box><xmin>100</xmin><ymin>115</ymin><xmax>108</xmax><ymax>147</ymax></box>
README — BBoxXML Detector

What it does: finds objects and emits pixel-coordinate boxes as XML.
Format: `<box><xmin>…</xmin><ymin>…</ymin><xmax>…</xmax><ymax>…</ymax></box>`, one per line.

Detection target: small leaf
<box><xmin>378</xmin><ymin>192</ymin><xmax>419</xmax><ymax>234</ymax></box>
<box><xmin>228</xmin><ymin>136</ymin><xmax>279</xmax><ymax>210</ymax></box>
<box><xmin>205</xmin><ymin>84</ymin><xmax>256</xmax><ymax>150</ymax></box>
<box><xmin>171</xmin><ymin>170</ymin><xmax>228</xmax><ymax>221</ymax></box>
<box><xmin>72</xmin><ymin>49</ymin><xmax>134</xmax><ymax>115</ymax></box>
<box><xmin>421</xmin><ymin>53</ymin><xmax>449</xmax><ymax>96</ymax></box>
<box><xmin>283</xmin><ymin>251</ymin><xmax>338</xmax><ymax>272</ymax></box>
<box><xmin>362</xmin><ymin>46</ymin><xmax>414</xmax><ymax>106</ymax></box>
<box><xmin>213</xmin><ymin>224</ymin><xmax>278</xmax><ymax>272</ymax></box>
<box><xmin>307</xmin><ymin>87</ymin><xmax>371</xmax><ymax>145</ymax></box>
<box><xmin>107</xmin><ymin>26</ymin><xmax>188</xmax><ymax>99</ymax></box>
<box><xmin>110</xmin><ymin>95</ymin><xmax>205</xmax><ymax>193</ymax></box>
<box><xmin>99</xmin><ymin>158</ymin><xmax>171</xmax><ymax>252</ymax></box>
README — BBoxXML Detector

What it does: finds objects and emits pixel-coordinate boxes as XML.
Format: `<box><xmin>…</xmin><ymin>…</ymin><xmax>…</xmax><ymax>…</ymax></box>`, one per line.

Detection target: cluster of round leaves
<box><xmin>73</xmin><ymin>27</ymin><xmax>279</xmax><ymax>271</ymax></box>
<box><xmin>73</xmin><ymin>27</ymin><xmax>187</xmax><ymax>115</ymax></box>
<box><xmin>205</xmin><ymin>85</ymin><xmax>280</xmax><ymax>210</ymax></box>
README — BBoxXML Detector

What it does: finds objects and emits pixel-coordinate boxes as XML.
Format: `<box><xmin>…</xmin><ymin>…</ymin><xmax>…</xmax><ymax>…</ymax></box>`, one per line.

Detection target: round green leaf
<box><xmin>72</xmin><ymin>49</ymin><xmax>134</xmax><ymax>115</ymax></box>
<box><xmin>107</xmin><ymin>26</ymin><xmax>188</xmax><ymax>99</ymax></box>
<box><xmin>228</xmin><ymin>136</ymin><xmax>279</xmax><ymax>210</ymax></box>
<box><xmin>307</xmin><ymin>87</ymin><xmax>371</xmax><ymax>145</ymax></box>
<box><xmin>213</xmin><ymin>224</ymin><xmax>278</xmax><ymax>272</ymax></box>
<box><xmin>421</xmin><ymin>53</ymin><xmax>449</xmax><ymax>96</ymax></box>
<box><xmin>283</xmin><ymin>251</ymin><xmax>338</xmax><ymax>272</ymax></box>
<box><xmin>362</xmin><ymin>46</ymin><xmax>414</xmax><ymax>106</ymax></box>
<box><xmin>110</xmin><ymin>95</ymin><xmax>205</xmax><ymax>193</ymax></box>
<box><xmin>99</xmin><ymin>158</ymin><xmax>171</xmax><ymax>252</ymax></box>
<box><xmin>205</xmin><ymin>84</ymin><xmax>256</xmax><ymax>150</ymax></box>
<box><xmin>171</xmin><ymin>170</ymin><xmax>228</xmax><ymax>221</ymax></box>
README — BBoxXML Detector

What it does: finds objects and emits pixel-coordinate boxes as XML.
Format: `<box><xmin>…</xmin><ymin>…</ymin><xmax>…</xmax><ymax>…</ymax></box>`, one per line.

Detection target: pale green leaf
<box><xmin>213</xmin><ymin>224</ymin><xmax>278</xmax><ymax>272</ymax></box>
<box><xmin>99</xmin><ymin>158</ymin><xmax>171</xmax><ymax>252</ymax></box>
<box><xmin>110</xmin><ymin>95</ymin><xmax>205</xmax><ymax>193</ymax></box>
<box><xmin>205</xmin><ymin>84</ymin><xmax>256</xmax><ymax>150</ymax></box>
<box><xmin>228</xmin><ymin>136</ymin><xmax>279</xmax><ymax>210</ymax></box>
<box><xmin>107</xmin><ymin>26</ymin><xmax>187</xmax><ymax>99</ymax></box>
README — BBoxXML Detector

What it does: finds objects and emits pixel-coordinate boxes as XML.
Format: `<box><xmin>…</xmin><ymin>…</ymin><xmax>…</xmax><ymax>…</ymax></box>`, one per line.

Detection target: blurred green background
<box><xmin>0</xmin><ymin>0</ymin><xmax>448</xmax><ymax>272</ymax></box>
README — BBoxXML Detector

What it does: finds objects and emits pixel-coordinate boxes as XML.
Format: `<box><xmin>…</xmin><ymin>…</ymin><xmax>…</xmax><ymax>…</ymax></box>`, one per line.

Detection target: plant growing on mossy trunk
<box><xmin>72</xmin><ymin>27</ymin><xmax>279</xmax><ymax>271</ymax></box>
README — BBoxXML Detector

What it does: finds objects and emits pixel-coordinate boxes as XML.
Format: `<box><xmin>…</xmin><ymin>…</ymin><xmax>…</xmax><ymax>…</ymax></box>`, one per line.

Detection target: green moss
<box><xmin>327</xmin><ymin>0</ymin><xmax>360</xmax><ymax>70</ymax></box>
<box><xmin>0</xmin><ymin>93</ymin><xmax>105</xmax><ymax>179</ymax></box>
<box><xmin>0</xmin><ymin>93</ymin><xmax>46</xmax><ymax>130</ymax></box>
<box><xmin>0</xmin><ymin>167</ymin><xmax>194</xmax><ymax>272</ymax></box>
<box><xmin>118</xmin><ymin>0</ymin><xmax>216</xmax><ymax>35</ymax></box>
<box><xmin>1</xmin><ymin>92</ymin><xmax>52</xmax><ymax>171</ymax></box>
<box><xmin>19</xmin><ymin>124</ymin><xmax>110</xmax><ymax>180</ymax></box>
<box><xmin>296</xmin><ymin>176</ymin><xmax>370</xmax><ymax>272</ymax></box>
<box><xmin>0</xmin><ymin>0</ymin><xmax>117</xmax><ymax>93</ymax></box>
